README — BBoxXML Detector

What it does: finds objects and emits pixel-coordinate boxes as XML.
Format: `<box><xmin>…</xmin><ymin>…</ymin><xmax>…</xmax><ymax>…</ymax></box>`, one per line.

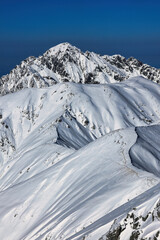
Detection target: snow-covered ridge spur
<box><xmin>0</xmin><ymin>42</ymin><xmax>160</xmax><ymax>95</ymax></box>
<box><xmin>0</xmin><ymin>76</ymin><xmax>160</xmax><ymax>239</ymax></box>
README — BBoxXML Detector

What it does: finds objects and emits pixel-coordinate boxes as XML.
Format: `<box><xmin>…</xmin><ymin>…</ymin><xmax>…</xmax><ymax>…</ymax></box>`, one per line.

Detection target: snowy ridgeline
<box><xmin>0</xmin><ymin>44</ymin><xmax>160</xmax><ymax>240</ymax></box>
<box><xmin>0</xmin><ymin>42</ymin><xmax>160</xmax><ymax>95</ymax></box>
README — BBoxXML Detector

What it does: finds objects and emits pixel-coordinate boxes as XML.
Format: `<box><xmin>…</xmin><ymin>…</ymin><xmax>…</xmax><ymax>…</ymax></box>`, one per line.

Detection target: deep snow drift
<box><xmin>0</xmin><ymin>43</ymin><xmax>160</xmax><ymax>240</ymax></box>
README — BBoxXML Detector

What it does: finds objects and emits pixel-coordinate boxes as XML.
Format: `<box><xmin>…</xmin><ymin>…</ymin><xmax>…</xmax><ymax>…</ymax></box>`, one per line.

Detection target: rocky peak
<box><xmin>0</xmin><ymin>43</ymin><xmax>160</xmax><ymax>96</ymax></box>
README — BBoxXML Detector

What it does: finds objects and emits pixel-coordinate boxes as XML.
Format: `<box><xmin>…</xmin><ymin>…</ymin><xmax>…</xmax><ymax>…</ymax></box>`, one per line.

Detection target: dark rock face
<box><xmin>0</xmin><ymin>42</ymin><xmax>160</xmax><ymax>95</ymax></box>
<box><xmin>99</xmin><ymin>201</ymin><xmax>160</xmax><ymax>240</ymax></box>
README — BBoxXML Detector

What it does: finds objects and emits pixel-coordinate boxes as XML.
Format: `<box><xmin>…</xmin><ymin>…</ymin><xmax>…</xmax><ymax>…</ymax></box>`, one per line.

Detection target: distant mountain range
<box><xmin>0</xmin><ymin>43</ymin><xmax>160</xmax><ymax>240</ymax></box>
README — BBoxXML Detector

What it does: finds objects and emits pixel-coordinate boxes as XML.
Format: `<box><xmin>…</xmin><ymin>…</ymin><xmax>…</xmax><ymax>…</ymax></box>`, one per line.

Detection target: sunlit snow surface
<box><xmin>0</xmin><ymin>77</ymin><xmax>160</xmax><ymax>239</ymax></box>
<box><xmin>1</xmin><ymin>42</ymin><xmax>160</xmax><ymax>96</ymax></box>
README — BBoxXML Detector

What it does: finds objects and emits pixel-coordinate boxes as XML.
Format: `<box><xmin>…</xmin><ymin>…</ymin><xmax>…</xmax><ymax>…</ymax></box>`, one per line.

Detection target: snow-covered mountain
<box><xmin>0</xmin><ymin>43</ymin><xmax>160</xmax><ymax>240</ymax></box>
<box><xmin>0</xmin><ymin>42</ymin><xmax>160</xmax><ymax>95</ymax></box>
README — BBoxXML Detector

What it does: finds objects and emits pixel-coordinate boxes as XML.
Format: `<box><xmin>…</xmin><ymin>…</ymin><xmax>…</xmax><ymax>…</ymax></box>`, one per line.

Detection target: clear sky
<box><xmin>0</xmin><ymin>0</ymin><xmax>160</xmax><ymax>77</ymax></box>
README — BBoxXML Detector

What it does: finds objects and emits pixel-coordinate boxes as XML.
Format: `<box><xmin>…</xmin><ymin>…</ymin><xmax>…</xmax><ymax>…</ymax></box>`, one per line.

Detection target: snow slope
<box><xmin>0</xmin><ymin>77</ymin><xmax>159</xmax><ymax>174</ymax></box>
<box><xmin>0</xmin><ymin>127</ymin><xmax>159</xmax><ymax>240</ymax></box>
<box><xmin>130</xmin><ymin>125</ymin><xmax>160</xmax><ymax>178</ymax></box>
<box><xmin>0</xmin><ymin>43</ymin><xmax>160</xmax><ymax>95</ymax></box>
<box><xmin>70</xmin><ymin>182</ymin><xmax>160</xmax><ymax>240</ymax></box>
<box><xmin>0</xmin><ymin>45</ymin><xmax>160</xmax><ymax>240</ymax></box>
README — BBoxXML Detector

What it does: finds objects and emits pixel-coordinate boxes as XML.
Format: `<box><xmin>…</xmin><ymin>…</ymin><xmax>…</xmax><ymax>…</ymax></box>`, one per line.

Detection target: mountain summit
<box><xmin>0</xmin><ymin>43</ymin><xmax>160</xmax><ymax>239</ymax></box>
<box><xmin>0</xmin><ymin>43</ymin><xmax>160</xmax><ymax>95</ymax></box>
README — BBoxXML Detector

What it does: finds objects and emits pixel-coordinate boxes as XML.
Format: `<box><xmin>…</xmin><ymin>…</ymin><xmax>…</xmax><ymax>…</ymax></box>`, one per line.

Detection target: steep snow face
<box><xmin>0</xmin><ymin>42</ymin><xmax>160</xmax><ymax>95</ymax></box>
<box><xmin>0</xmin><ymin>76</ymin><xmax>160</xmax><ymax>239</ymax></box>
<box><xmin>0</xmin><ymin>40</ymin><xmax>160</xmax><ymax>240</ymax></box>
<box><xmin>0</xmin><ymin>127</ymin><xmax>159</xmax><ymax>240</ymax></box>
<box><xmin>0</xmin><ymin>77</ymin><xmax>159</xmax><ymax>166</ymax></box>
<box><xmin>88</xmin><ymin>186</ymin><xmax>160</xmax><ymax>240</ymax></box>
<box><xmin>130</xmin><ymin>125</ymin><xmax>160</xmax><ymax>177</ymax></box>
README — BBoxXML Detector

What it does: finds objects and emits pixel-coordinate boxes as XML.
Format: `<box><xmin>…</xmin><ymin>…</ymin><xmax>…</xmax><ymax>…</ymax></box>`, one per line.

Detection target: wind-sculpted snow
<box><xmin>0</xmin><ymin>127</ymin><xmax>159</xmax><ymax>240</ymax></box>
<box><xmin>0</xmin><ymin>77</ymin><xmax>159</xmax><ymax>165</ymax></box>
<box><xmin>0</xmin><ymin>70</ymin><xmax>160</xmax><ymax>238</ymax></box>
<box><xmin>0</xmin><ymin>42</ymin><xmax>160</xmax><ymax>95</ymax></box>
<box><xmin>130</xmin><ymin>125</ymin><xmax>160</xmax><ymax>178</ymax></box>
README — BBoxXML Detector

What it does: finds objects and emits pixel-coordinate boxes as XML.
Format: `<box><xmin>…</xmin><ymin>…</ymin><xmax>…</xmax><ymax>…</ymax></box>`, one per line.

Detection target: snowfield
<box><xmin>0</xmin><ymin>43</ymin><xmax>160</xmax><ymax>240</ymax></box>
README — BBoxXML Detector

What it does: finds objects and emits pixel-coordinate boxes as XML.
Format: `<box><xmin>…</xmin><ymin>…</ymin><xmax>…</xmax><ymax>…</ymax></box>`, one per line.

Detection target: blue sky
<box><xmin>0</xmin><ymin>0</ymin><xmax>160</xmax><ymax>76</ymax></box>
